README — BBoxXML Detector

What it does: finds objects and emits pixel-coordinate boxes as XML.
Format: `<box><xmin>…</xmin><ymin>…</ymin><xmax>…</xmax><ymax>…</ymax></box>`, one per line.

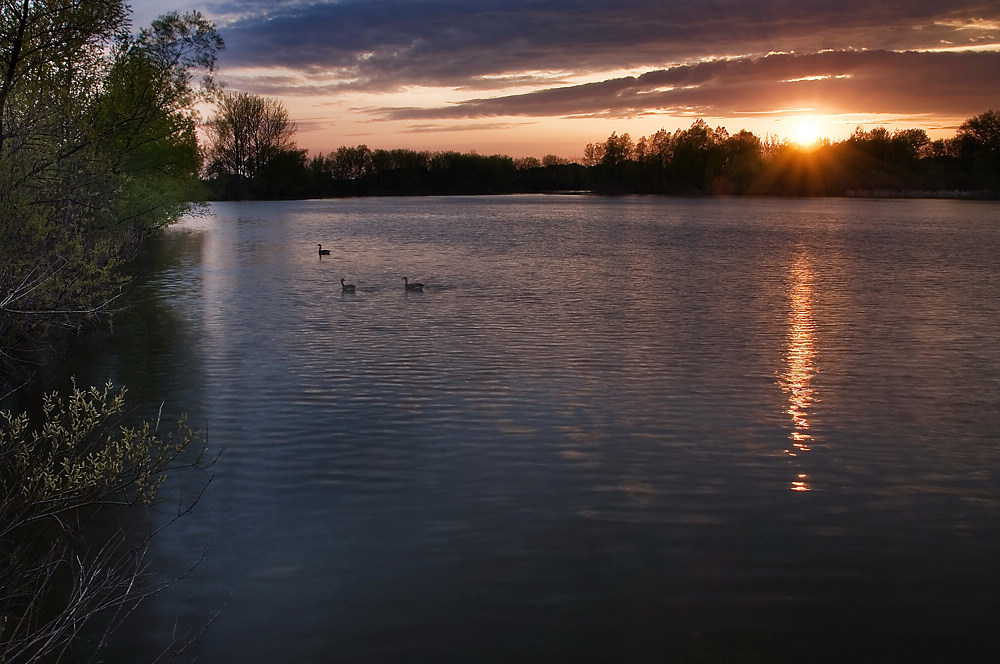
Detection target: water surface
<box><xmin>59</xmin><ymin>195</ymin><xmax>1000</xmax><ymax>662</ymax></box>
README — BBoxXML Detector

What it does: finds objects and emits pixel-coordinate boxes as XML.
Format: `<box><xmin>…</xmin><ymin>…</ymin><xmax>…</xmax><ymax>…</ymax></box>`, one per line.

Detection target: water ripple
<box><xmin>61</xmin><ymin>196</ymin><xmax>1000</xmax><ymax>663</ymax></box>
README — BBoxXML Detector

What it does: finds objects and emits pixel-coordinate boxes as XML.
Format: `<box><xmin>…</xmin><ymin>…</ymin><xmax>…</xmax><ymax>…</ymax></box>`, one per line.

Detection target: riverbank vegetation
<box><xmin>1</xmin><ymin>5</ymin><xmax>220</xmax><ymax>373</ymax></box>
<box><xmin>1</xmin><ymin>2</ymin><xmax>220</xmax><ymax>661</ymax></box>
<box><xmin>204</xmin><ymin>110</ymin><xmax>1000</xmax><ymax>200</ymax></box>
<box><xmin>1</xmin><ymin>382</ymin><xmax>211</xmax><ymax>663</ymax></box>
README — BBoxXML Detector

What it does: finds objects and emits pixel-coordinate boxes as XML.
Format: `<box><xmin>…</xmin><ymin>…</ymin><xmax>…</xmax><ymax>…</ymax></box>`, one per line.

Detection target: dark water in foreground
<box><xmin>55</xmin><ymin>195</ymin><xmax>1000</xmax><ymax>662</ymax></box>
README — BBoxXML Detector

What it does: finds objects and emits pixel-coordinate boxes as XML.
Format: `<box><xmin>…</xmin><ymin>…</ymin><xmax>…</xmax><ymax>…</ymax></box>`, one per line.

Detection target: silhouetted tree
<box><xmin>666</xmin><ymin>120</ymin><xmax>725</xmax><ymax>192</ymax></box>
<box><xmin>600</xmin><ymin>132</ymin><xmax>634</xmax><ymax>168</ymax></box>
<box><xmin>205</xmin><ymin>91</ymin><xmax>296</xmax><ymax>181</ymax></box>
<box><xmin>955</xmin><ymin>110</ymin><xmax>1000</xmax><ymax>190</ymax></box>
<box><xmin>839</xmin><ymin>126</ymin><xmax>933</xmax><ymax>190</ymax></box>
<box><xmin>369</xmin><ymin>148</ymin><xmax>431</xmax><ymax>194</ymax></box>
<box><xmin>581</xmin><ymin>142</ymin><xmax>603</xmax><ymax>166</ymax></box>
<box><xmin>590</xmin><ymin>132</ymin><xmax>637</xmax><ymax>191</ymax></box>
<box><xmin>641</xmin><ymin>128</ymin><xmax>673</xmax><ymax>187</ymax></box>
<box><xmin>332</xmin><ymin>144</ymin><xmax>374</xmax><ymax>181</ymax></box>
<box><xmin>201</xmin><ymin>110</ymin><xmax>1000</xmax><ymax>200</ymax></box>
<box><xmin>515</xmin><ymin>156</ymin><xmax>542</xmax><ymax>169</ymax></box>
<box><xmin>427</xmin><ymin>152</ymin><xmax>516</xmax><ymax>194</ymax></box>
<box><xmin>255</xmin><ymin>149</ymin><xmax>310</xmax><ymax>198</ymax></box>
<box><xmin>714</xmin><ymin>129</ymin><xmax>764</xmax><ymax>194</ymax></box>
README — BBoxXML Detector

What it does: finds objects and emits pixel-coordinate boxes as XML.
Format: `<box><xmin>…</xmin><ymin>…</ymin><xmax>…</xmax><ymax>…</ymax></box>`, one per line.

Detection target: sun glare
<box><xmin>793</xmin><ymin>121</ymin><xmax>821</xmax><ymax>147</ymax></box>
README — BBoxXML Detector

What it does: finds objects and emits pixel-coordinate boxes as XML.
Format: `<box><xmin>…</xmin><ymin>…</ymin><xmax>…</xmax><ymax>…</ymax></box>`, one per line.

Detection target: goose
<box><xmin>341</xmin><ymin>278</ymin><xmax>356</xmax><ymax>293</ymax></box>
<box><xmin>317</xmin><ymin>244</ymin><xmax>331</xmax><ymax>256</ymax></box>
<box><xmin>403</xmin><ymin>277</ymin><xmax>424</xmax><ymax>292</ymax></box>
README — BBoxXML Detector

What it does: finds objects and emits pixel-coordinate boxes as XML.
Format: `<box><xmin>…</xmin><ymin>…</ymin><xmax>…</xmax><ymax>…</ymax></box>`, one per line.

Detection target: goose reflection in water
<box><xmin>780</xmin><ymin>252</ymin><xmax>816</xmax><ymax>491</ymax></box>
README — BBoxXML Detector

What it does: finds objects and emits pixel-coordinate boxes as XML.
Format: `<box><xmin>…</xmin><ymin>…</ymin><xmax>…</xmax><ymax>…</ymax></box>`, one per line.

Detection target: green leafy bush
<box><xmin>0</xmin><ymin>381</ymin><xmax>210</xmax><ymax>663</ymax></box>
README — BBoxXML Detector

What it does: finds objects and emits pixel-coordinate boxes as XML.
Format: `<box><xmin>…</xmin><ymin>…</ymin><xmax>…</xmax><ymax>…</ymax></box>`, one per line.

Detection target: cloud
<box><xmin>372</xmin><ymin>50</ymin><xmax>1000</xmax><ymax>121</ymax></box>
<box><xmin>214</xmin><ymin>0</ymin><xmax>1000</xmax><ymax>92</ymax></box>
<box><xmin>402</xmin><ymin>122</ymin><xmax>526</xmax><ymax>134</ymax></box>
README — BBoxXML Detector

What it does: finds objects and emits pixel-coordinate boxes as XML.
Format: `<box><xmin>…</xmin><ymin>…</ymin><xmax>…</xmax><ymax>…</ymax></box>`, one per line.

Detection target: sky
<box><xmin>130</xmin><ymin>0</ymin><xmax>1000</xmax><ymax>160</ymax></box>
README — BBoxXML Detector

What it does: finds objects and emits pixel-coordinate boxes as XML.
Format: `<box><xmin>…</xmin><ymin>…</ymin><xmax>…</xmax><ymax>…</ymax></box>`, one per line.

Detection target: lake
<box><xmin>56</xmin><ymin>195</ymin><xmax>1000</xmax><ymax>662</ymax></box>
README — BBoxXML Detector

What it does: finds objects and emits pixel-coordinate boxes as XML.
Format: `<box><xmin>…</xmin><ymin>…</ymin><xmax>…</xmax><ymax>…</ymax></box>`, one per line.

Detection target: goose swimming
<box><xmin>341</xmin><ymin>278</ymin><xmax>356</xmax><ymax>293</ymax></box>
<box><xmin>317</xmin><ymin>244</ymin><xmax>331</xmax><ymax>255</ymax></box>
<box><xmin>403</xmin><ymin>277</ymin><xmax>424</xmax><ymax>292</ymax></box>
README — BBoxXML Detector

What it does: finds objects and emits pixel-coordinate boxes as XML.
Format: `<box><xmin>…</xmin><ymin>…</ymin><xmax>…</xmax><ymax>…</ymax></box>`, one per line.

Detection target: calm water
<box><xmin>57</xmin><ymin>195</ymin><xmax>1000</xmax><ymax>662</ymax></box>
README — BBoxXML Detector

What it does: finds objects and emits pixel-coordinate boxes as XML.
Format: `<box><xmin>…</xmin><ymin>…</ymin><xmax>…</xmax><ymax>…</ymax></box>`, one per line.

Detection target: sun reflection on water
<box><xmin>781</xmin><ymin>253</ymin><xmax>816</xmax><ymax>491</ymax></box>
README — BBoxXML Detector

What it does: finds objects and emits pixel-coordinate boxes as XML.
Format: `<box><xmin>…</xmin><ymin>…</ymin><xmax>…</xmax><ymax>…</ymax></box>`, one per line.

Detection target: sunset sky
<box><xmin>131</xmin><ymin>0</ymin><xmax>1000</xmax><ymax>160</ymax></box>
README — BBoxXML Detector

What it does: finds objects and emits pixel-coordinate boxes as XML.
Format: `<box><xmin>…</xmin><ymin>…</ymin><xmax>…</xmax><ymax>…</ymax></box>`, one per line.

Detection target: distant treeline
<box><xmin>204</xmin><ymin>110</ymin><xmax>1000</xmax><ymax>200</ymax></box>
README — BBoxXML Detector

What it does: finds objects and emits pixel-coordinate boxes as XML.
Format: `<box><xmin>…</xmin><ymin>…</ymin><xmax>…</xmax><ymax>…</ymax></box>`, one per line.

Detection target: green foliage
<box><xmin>0</xmin><ymin>6</ymin><xmax>221</xmax><ymax>379</ymax></box>
<box><xmin>2</xmin><ymin>380</ymin><xmax>202</xmax><ymax>512</ymax></box>
<box><xmin>1</xmin><ymin>380</ymin><xmax>210</xmax><ymax>663</ymax></box>
<box><xmin>0</xmin><ymin>5</ymin><xmax>219</xmax><ymax>658</ymax></box>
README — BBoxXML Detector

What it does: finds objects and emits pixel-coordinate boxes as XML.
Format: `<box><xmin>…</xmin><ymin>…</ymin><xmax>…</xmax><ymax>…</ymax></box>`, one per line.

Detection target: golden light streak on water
<box><xmin>781</xmin><ymin>252</ymin><xmax>816</xmax><ymax>490</ymax></box>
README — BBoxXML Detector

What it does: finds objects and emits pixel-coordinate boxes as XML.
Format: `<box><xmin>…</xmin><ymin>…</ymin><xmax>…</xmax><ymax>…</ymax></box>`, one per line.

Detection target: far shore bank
<box><xmin>203</xmin><ymin>188</ymin><xmax>1000</xmax><ymax>203</ymax></box>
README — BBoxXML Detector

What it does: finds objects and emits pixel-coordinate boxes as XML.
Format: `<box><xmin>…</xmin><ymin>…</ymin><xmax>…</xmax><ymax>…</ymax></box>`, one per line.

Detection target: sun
<box><xmin>793</xmin><ymin>120</ymin><xmax>821</xmax><ymax>148</ymax></box>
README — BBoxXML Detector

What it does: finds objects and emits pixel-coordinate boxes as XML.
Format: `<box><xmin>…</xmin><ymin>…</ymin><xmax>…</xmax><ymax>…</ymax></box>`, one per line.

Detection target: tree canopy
<box><xmin>1</xmin><ymin>5</ymin><xmax>222</xmax><ymax>661</ymax></box>
<box><xmin>0</xmin><ymin>5</ymin><xmax>221</xmax><ymax>375</ymax></box>
<box><xmin>204</xmin><ymin>90</ymin><xmax>297</xmax><ymax>197</ymax></box>
<box><xmin>204</xmin><ymin>111</ymin><xmax>1000</xmax><ymax>201</ymax></box>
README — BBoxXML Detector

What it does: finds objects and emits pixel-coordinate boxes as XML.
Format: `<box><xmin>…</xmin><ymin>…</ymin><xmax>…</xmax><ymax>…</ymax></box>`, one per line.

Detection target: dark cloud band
<box><xmin>216</xmin><ymin>0</ymin><xmax>1000</xmax><ymax>89</ymax></box>
<box><xmin>209</xmin><ymin>0</ymin><xmax>1000</xmax><ymax>128</ymax></box>
<box><xmin>376</xmin><ymin>50</ymin><xmax>1000</xmax><ymax>120</ymax></box>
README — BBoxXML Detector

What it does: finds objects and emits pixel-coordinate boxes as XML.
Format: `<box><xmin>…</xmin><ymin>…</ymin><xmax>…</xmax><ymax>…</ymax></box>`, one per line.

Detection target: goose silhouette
<box><xmin>403</xmin><ymin>277</ymin><xmax>424</xmax><ymax>292</ymax></box>
<box><xmin>317</xmin><ymin>244</ymin><xmax>331</xmax><ymax>256</ymax></box>
<box><xmin>341</xmin><ymin>278</ymin><xmax>356</xmax><ymax>293</ymax></box>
